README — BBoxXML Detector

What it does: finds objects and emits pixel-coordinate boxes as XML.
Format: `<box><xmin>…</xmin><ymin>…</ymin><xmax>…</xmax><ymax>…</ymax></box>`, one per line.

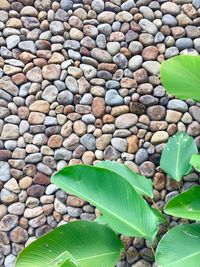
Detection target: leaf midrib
<box><xmin>55</xmin><ymin>177</ymin><xmax>146</xmax><ymax>238</ymax></box>
<box><xmin>78</xmin><ymin>251</ymin><xmax>119</xmax><ymax>262</ymax></box>
<box><xmin>175</xmin><ymin>135</ymin><xmax>181</xmax><ymax>179</ymax></box>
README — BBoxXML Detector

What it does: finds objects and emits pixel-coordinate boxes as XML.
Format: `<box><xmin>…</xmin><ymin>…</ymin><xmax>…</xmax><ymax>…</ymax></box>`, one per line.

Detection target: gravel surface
<box><xmin>0</xmin><ymin>0</ymin><xmax>200</xmax><ymax>266</ymax></box>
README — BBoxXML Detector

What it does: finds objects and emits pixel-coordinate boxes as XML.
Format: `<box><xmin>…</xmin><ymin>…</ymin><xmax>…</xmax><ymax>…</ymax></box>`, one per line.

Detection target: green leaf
<box><xmin>52</xmin><ymin>165</ymin><xmax>159</xmax><ymax>242</ymax></box>
<box><xmin>160</xmin><ymin>131</ymin><xmax>198</xmax><ymax>181</ymax></box>
<box><xmin>190</xmin><ymin>154</ymin><xmax>200</xmax><ymax>172</ymax></box>
<box><xmin>161</xmin><ymin>55</ymin><xmax>200</xmax><ymax>102</ymax></box>
<box><xmin>164</xmin><ymin>186</ymin><xmax>200</xmax><ymax>221</ymax></box>
<box><xmin>96</xmin><ymin>160</ymin><xmax>153</xmax><ymax>198</ymax></box>
<box><xmin>151</xmin><ymin>207</ymin><xmax>167</xmax><ymax>224</ymax></box>
<box><xmin>156</xmin><ymin>223</ymin><xmax>200</xmax><ymax>267</ymax></box>
<box><xmin>16</xmin><ymin>221</ymin><xmax>124</xmax><ymax>267</ymax></box>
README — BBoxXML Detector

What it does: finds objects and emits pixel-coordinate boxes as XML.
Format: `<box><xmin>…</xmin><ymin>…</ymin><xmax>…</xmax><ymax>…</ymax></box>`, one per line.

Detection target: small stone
<box><xmin>113</xmin><ymin>53</ymin><xmax>128</xmax><ymax>69</ymax></box>
<box><xmin>139</xmin><ymin>19</ymin><xmax>158</xmax><ymax>35</ymax></box>
<box><xmin>104</xmin><ymin>145</ymin><xmax>120</xmax><ymax>160</ymax></box>
<box><xmin>80</xmin><ymin>64</ymin><xmax>97</xmax><ymax>80</ymax></box>
<box><xmin>0</xmin><ymin>76</ymin><xmax>18</xmax><ymax>96</ymax></box>
<box><xmin>0</xmin><ymin>161</ymin><xmax>10</xmax><ymax>182</ymax></box>
<box><xmin>193</xmin><ymin>0</ymin><xmax>200</xmax><ymax>8</ymax></box>
<box><xmin>63</xmin><ymin>133</ymin><xmax>79</xmax><ymax>150</ymax></box>
<box><xmin>151</xmin><ymin>131</ymin><xmax>169</xmax><ymax>144</ymax></box>
<box><xmin>161</xmin><ymin>2</ymin><xmax>180</xmax><ymax>15</ymax></box>
<box><xmin>139</xmin><ymin>161</ymin><xmax>155</xmax><ymax>177</ymax></box>
<box><xmin>105</xmin><ymin>90</ymin><xmax>124</xmax><ymax>106</ymax></box>
<box><xmin>29</xmin><ymin>100</ymin><xmax>50</xmax><ymax>114</ymax></box>
<box><xmin>1</xmin><ymin>124</ymin><xmax>19</xmax><ymax>140</ymax></box>
<box><xmin>26</xmin><ymin>67</ymin><xmax>42</xmax><ymax>83</ymax></box>
<box><xmin>129</xmin><ymin>55</ymin><xmax>143</xmax><ymax>71</ymax></box>
<box><xmin>10</xmin><ymin>226</ymin><xmax>28</xmax><ymax>243</ymax></box>
<box><xmin>8</xmin><ymin>202</ymin><xmax>25</xmax><ymax>215</ymax></box>
<box><xmin>167</xmin><ymin>99</ymin><xmax>188</xmax><ymax>112</ymax></box>
<box><xmin>92</xmin><ymin>97</ymin><xmax>105</xmax><ymax>118</ymax></box>
<box><xmin>29</xmin><ymin>214</ymin><xmax>46</xmax><ymax>228</ymax></box>
<box><xmin>18</xmin><ymin>41</ymin><xmax>36</xmax><ymax>54</ymax></box>
<box><xmin>6</xmin><ymin>35</ymin><xmax>20</xmax><ymax>50</ymax></box>
<box><xmin>21</xmin><ymin>16</ymin><xmax>40</xmax><ymax>30</ymax></box>
<box><xmin>67</xmin><ymin>207</ymin><xmax>83</xmax><ymax>217</ymax></box>
<box><xmin>175</xmin><ymin>38</ymin><xmax>193</xmax><ymax>51</ymax></box>
<box><xmin>142</xmin><ymin>61</ymin><xmax>160</xmax><ymax>75</ymax></box>
<box><xmin>42</xmin><ymin>64</ymin><xmax>61</xmax><ymax>80</ymax></box>
<box><xmin>42</xmin><ymin>85</ymin><xmax>58</xmax><ymax>103</ymax></box>
<box><xmin>115</xmin><ymin>114</ymin><xmax>138</xmax><ymax>129</ymax></box>
<box><xmin>98</xmin><ymin>11</ymin><xmax>116</xmax><ymax>24</ymax></box>
<box><xmin>27</xmin><ymin>185</ymin><xmax>45</xmax><ymax>198</ymax></box>
<box><xmin>54</xmin><ymin>198</ymin><xmax>67</xmax><ymax>214</ymax></box>
<box><xmin>0</xmin><ymin>214</ymin><xmax>18</xmax><ymax>231</ymax></box>
<box><xmin>50</xmin><ymin>21</ymin><xmax>64</xmax><ymax>35</ymax></box>
<box><xmin>111</xmin><ymin>138</ymin><xmax>127</xmax><ymax>152</ymax></box>
<box><xmin>4</xmin><ymin>255</ymin><xmax>16</xmax><ymax>267</ymax></box>
<box><xmin>60</xmin><ymin>0</ymin><xmax>73</xmax><ymax>11</ymax></box>
<box><xmin>147</xmin><ymin>106</ymin><xmax>166</xmax><ymax>120</ymax></box>
<box><xmin>80</xmin><ymin>134</ymin><xmax>96</xmax><ymax>151</ymax></box>
<box><xmin>189</xmin><ymin>106</ymin><xmax>200</xmax><ymax>123</ymax></box>
<box><xmin>135</xmin><ymin>149</ymin><xmax>148</xmax><ymax>165</ymax></box>
<box><xmin>127</xmin><ymin>135</ymin><xmax>139</xmax><ymax>154</ymax></box>
<box><xmin>116</xmin><ymin>11</ymin><xmax>133</xmax><ymax>22</ymax></box>
<box><xmin>166</xmin><ymin>106</ymin><xmax>183</xmax><ymax>122</ymax></box>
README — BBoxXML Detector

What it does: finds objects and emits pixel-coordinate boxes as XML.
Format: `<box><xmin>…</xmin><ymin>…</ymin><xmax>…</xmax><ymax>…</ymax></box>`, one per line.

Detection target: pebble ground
<box><xmin>0</xmin><ymin>0</ymin><xmax>200</xmax><ymax>266</ymax></box>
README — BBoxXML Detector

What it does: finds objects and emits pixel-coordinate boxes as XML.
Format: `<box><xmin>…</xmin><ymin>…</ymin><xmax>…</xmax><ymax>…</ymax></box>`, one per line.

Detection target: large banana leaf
<box><xmin>190</xmin><ymin>154</ymin><xmax>200</xmax><ymax>172</ymax></box>
<box><xmin>161</xmin><ymin>55</ymin><xmax>200</xmax><ymax>102</ymax></box>
<box><xmin>156</xmin><ymin>223</ymin><xmax>200</xmax><ymax>267</ymax></box>
<box><xmin>52</xmin><ymin>165</ymin><xmax>159</xmax><ymax>242</ymax></box>
<box><xmin>160</xmin><ymin>132</ymin><xmax>198</xmax><ymax>181</ymax></box>
<box><xmin>16</xmin><ymin>221</ymin><xmax>124</xmax><ymax>267</ymax></box>
<box><xmin>164</xmin><ymin>186</ymin><xmax>200</xmax><ymax>221</ymax></box>
<box><xmin>96</xmin><ymin>161</ymin><xmax>153</xmax><ymax>198</ymax></box>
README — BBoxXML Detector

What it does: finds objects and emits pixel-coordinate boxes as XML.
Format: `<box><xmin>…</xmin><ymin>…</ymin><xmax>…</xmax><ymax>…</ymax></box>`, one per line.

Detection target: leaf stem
<box><xmin>152</xmin><ymin>199</ymin><xmax>160</xmax><ymax>212</ymax></box>
<box><xmin>150</xmin><ymin>244</ymin><xmax>155</xmax><ymax>257</ymax></box>
<box><xmin>178</xmin><ymin>183</ymin><xmax>182</xmax><ymax>193</ymax></box>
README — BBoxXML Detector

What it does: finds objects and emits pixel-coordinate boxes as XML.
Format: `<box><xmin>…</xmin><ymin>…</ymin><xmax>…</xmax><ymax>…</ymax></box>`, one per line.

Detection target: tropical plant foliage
<box><xmin>190</xmin><ymin>154</ymin><xmax>200</xmax><ymax>172</ymax></box>
<box><xmin>164</xmin><ymin>186</ymin><xmax>200</xmax><ymax>220</ymax></box>
<box><xmin>96</xmin><ymin>160</ymin><xmax>153</xmax><ymax>198</ymax></box>
<box><xmin>156</xmin><ymin>55</ymin><xmax>200</xmax><ymax>266</ymax></box>
<box><xmin>16</xmin><ymin>221</ymin><xmax>124</xmax><ymax>267</ymax></box>
<box><xmin>161</xmin><ymin>55</ymin><xmax>200</xmax><ymax>102</ymax></box>
<box><xmin>51</xmin><ymin>164</ymin><xmax>159</xmax><ymax>242</ymax></box>
<box><xmin>156</xmin><ymin>223</ymin><xmax>200</xmax><ymax>267</ymax></box>
<box><xmin>160</xmin><ymin>131</ymin><xmax>198</xmax><ymax>181</ymax></box>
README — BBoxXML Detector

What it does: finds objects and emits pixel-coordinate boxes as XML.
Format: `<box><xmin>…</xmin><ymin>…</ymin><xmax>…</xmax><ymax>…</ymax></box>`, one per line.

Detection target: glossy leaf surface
<box><xmin>16</xmin><ymin>221</ymin><xmax>123</xmax><ymax>267</ymax></box>
<box><xmin>52</xmin><ymin>165</ymin><xmax>159</xmax><ymax>242</ymax></box>
<box><xmin>156</xmin><ymin>223</ymin><xmax>200</xmax><ymax>267</ymax></box>
<box><xmin>161</xmin><ymin>55</ymin><xmax>200</xmax><ymax>102</ymax></box>
<box><xmin>160</xmin><ymin>132</ymin><xmax>198</xmax><ymax>181</ymax></box>
<box><xmin>164</xmin><ymin>186</ymin><xmax>200</xmax><ymax>221</ymax></box>
<box><xmin>190</xmin><ymin>154</ymin><xmax>200</xmax><ymax>172</ymax></box>
<box><xmin>96</xmin><ymin>160</ymin><xmax>153</xmax><ymax>198</ymax></box>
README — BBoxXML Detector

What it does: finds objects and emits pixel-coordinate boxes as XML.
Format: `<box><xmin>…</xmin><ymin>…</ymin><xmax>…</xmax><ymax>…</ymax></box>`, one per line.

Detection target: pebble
<box><xmin>135</xmin><ymin>149</ymin><xmax>148</xmax><ymax>165</ymax></box>
<box><xmin>151</xmin><ymin>131</ymin><xmax>169</xmax><ymax>144</ymax></box>
<box><xmin>176</xmin><ymin>38</ymin><xmax>193</xmax><ymax>50</ymax></box>
<box><xmin>167</xmin><ymin>99</ymin><xmax>188</xmax><ymax>112</ymax></box>
<box><xmin>0</xmin><ymin>161</ymin><xmax>10</xmax><ymax>182</ymax></box>
<box><xmin>115</xmin><ymin>114</ymin><xmax>138</xmax><ymax>129</ymax></box>
<box><xmin>105</xmin><ymin>90</ymin><xmax>124</xmax><ymax>106</ymax></box>
<box><xmin>139</xmin><ymin>19</ymin><xmax>158</xmax><ymax>35</ymax></box>
<box><xmin>80</xmin><ymin>134</ymin><xmax>96</xmax><ymax>151</ymax></box>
